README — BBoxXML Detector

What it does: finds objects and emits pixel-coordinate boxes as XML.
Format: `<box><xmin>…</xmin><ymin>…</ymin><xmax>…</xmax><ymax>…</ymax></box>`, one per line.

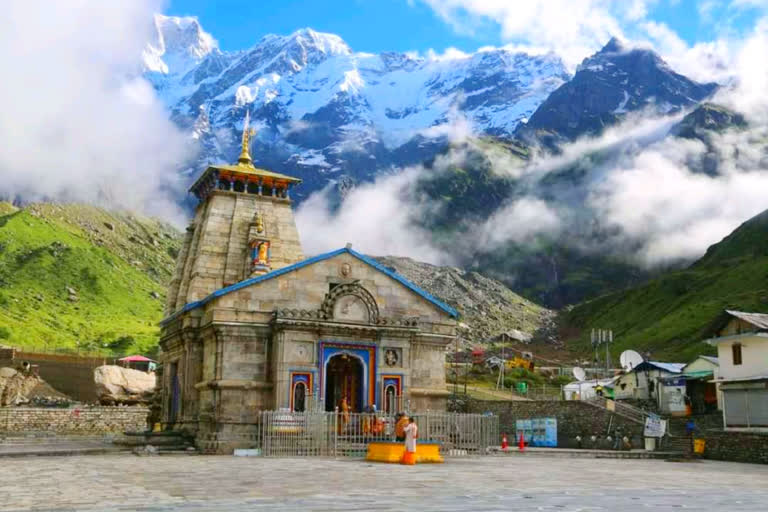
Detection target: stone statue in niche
<box><xmin>340</xmin><ymin>263</ymin><xmax>351</xmax><ymax>277</ymax></box>
<box><xmin>333</xmin><ymin>295</ymin><xmax>369</xmax><ymax>322</ymax></box>
<box><xmin>250</xmin><ymin>239</ymin><xmax>271</xmax><ymax>273</ymax></box>
<box><xmin>257</xmin><ymin>241</ymin><xmax>270</xmax><ymax>265</ymax></box>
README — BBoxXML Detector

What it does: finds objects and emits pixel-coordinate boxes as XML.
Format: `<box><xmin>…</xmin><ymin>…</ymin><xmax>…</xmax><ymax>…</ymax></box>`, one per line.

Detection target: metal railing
<box><xmin>583</xmin><ymin>396</ymin><xmax>649</xmax><ymax>425</ymax></box>
<box><xmin>258</xmin><ymin>410</ymin><xmax>498</xmax><ymax>458</ymax></box>
<box><xmin>519</xmin><ymin>385</ymin><xmax>564</xmax><ymax>401</ymax></box>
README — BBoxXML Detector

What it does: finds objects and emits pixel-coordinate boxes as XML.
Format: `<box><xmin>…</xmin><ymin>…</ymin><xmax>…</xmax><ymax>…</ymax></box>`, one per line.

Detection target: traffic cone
<box><xmin>518</xmin><ymin>431</ymin><xmax>525</xmax><ymax>451</ymax></box>
<box><xmin>501</xmin><ymin>433</ymin><xmax>509</xmax><ymax>451</ymax></box>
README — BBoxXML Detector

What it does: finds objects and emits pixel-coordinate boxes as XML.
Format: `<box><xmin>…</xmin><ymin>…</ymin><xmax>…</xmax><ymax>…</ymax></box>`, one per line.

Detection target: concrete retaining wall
<box><xmin>467</xmin><ymin>400</ymin><xmax>643</xmax><ymax>448</ymax></box>
<box><xmin>0</xmin><ymin>407</ymin><xmax>148</xmax><ymax>434</ymax></box>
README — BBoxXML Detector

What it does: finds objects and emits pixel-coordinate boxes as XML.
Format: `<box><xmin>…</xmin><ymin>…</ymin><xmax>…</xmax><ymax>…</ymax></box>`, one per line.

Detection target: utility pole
<box><xmin>453</xmin><ymin>335</ymin><xmax>459</xmax><ymax>396</ymax></box>
<box><xmin>501</xmin><ymin>344</ymin><xmax>505</xmax><ymax>390</ymax></box>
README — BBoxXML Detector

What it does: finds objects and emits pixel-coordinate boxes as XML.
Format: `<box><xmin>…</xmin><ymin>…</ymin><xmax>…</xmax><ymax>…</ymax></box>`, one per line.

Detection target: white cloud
<box><xmin>479</xmin><ymin>198</ymin><xmax>561</xmax><ymax>247</ymax></box>
<box><xmin>295</xmin><ymin>168</ymin><xmax>448</xmax><ymax>263</ymax></box>
<box><xmin>418</xmin><ymin>0</ymin><xmax>645</xmax><ymax>68</ymax></box>
<box><xmin>0</xmin><ymin>0</ymin><xmax>190</xmax><ymax>223</ymax></box>
<box><xmin>590</xmin><ymin>133</ymin><xmax>768</xmax><ymax>265</ymax></box>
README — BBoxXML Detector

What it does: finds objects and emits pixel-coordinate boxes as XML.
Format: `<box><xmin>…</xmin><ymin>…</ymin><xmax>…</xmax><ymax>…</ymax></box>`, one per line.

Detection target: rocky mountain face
<box><xmin>375</xmin><ymin>256</ymin><xmax>555</xmax><ymax>347</ymax></box>
<box><xmin>516</xmin><ymin>38</ymin><xmax>717</xmax><ymax>145</ymax></box>
<box><xmin>0</xmin><ymin>202</ymin><xmax>181</xmax><ymax>354</ymax></box>
<box><xmin>144</xmin><ymin>15</ymin><xmax>569</xmax><ymax>200</ymax></box>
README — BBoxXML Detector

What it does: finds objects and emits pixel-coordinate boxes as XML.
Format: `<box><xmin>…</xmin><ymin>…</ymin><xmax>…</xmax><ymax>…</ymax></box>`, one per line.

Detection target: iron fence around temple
<box><xmin>258</xmin><ymin>410</ymin><xmax>499</xmax><ymax>458</ymax></box>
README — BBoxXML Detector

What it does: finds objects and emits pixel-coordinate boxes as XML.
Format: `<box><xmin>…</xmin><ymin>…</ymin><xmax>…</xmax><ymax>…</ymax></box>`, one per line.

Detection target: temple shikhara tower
<box><xmin>159</xmin><ymin>114</ymin><xmax>458</xmax><ymax>453</ymax></box>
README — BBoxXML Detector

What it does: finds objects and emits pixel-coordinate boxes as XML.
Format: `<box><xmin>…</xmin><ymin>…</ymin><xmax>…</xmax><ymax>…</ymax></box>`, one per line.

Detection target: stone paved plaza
<box><xmin>2</xmin><ymin>454</ymin><xmax>767</xmax><ymax>511</ymax></box>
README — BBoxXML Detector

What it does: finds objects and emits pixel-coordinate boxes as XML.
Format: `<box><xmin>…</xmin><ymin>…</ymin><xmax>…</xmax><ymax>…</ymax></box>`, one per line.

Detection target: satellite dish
<box><xmin>573</xmin><ymin>367</ymin><xmax>586</xmax><ymax>381</ymax></box>
<box><xmin>620</xmin><ymin>350</ymin><xmax>644</xmax><ymax>371</ymax></box>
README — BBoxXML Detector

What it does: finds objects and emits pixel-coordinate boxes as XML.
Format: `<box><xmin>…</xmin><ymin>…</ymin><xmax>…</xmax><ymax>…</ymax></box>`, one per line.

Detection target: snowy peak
<box><xmin>249</xmin><ymin>27</ymin><xmax>352</xmax><ymax>74</ymax></box>
<box><xmin>598</xmin><ymin>36</ymin><xmax>627</xmax><ymax>55</ymax></box>
<box><xmin>282</xmin><ymin>28</ymin><xmax>352</xmax><ymax>58</ymax></box>
<box><xmin>144</xmin><ymin>16</ymin><xmax>571</xmax><ymax>199</ymax></box>
<box><xmin>520</xmin><ymin>39</ymin><xmax>717</xmax><ymax>142</ymax></box>
<box><xmin>143</xmin><ymin>14</ymin><xmax>217</xmax><ymax>75</ymax></box>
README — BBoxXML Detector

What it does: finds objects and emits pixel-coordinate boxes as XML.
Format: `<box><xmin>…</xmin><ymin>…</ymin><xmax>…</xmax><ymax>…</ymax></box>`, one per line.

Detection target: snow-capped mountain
<box><xmin>143</xmin><ymin>15</ymin><xmax>570</xmax><ymax>200</ymax></box>
<box><xmin>517</xmin><ymin>37</ymin><xmax>718</xmax><ymax>144</ymax></box>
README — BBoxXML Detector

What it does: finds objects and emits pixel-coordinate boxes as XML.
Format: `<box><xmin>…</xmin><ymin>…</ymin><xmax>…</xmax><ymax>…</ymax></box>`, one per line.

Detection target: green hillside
<box><xmin>562</xmin><ymin>209</ymin><xmax>768</xmax><ymax>361</ymax></box>
<box><xmin>0</xmin><ymin>202</ymin><xmax>181</xmax><ymax>356</ymax></box>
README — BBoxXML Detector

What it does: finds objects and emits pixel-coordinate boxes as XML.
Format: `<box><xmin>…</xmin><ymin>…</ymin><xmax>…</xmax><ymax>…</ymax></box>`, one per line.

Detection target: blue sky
<box><xmin>166</xmin><ymin>0</ymin><xmax>764</xmax><ymax>57</ymax></box>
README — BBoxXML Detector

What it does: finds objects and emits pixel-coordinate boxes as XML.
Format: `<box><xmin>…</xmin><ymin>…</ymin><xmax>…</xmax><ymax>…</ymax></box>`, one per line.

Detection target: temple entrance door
<box><xmin>325</xmin><ymin>354</ymin><xmax>364</xmax><ymax>412</ymax></box>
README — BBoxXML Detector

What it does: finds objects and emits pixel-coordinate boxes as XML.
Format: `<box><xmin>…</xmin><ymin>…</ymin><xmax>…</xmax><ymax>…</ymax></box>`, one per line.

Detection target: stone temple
<box><xmin>159</xmin><ymin>116</ymin><xmax>458</xmax><ymax>453</ymax></box>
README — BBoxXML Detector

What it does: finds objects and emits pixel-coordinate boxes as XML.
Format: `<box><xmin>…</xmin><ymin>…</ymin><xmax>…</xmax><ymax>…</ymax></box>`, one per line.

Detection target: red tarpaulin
<box><xmin>118</xmin><ymin>355</ymin><xmax>156</xmax><ymax>363</ymax></box>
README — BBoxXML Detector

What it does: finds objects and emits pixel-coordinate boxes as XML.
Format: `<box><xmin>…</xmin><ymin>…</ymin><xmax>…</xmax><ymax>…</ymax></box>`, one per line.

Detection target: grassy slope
<box><xmin>0</xmin><ymin>202</ymin><xmax>181</xmax><ymax>355</ymax></box>
<box><xmin>562</xmin><ymin>210</ymin><xmax>768</xmax><ymax>361</ymax></box>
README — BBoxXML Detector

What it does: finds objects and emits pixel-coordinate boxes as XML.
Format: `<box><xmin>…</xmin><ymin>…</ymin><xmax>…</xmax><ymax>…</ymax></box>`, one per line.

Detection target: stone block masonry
<box><xmin>0</xmin><ymin>406</ymin><xmax>148</xmax><ymax>434</ymax></box>
<box><xmin>700</xmin><ymin>430</ymin><xmax>768</xmax><ymax>465</ymax></box>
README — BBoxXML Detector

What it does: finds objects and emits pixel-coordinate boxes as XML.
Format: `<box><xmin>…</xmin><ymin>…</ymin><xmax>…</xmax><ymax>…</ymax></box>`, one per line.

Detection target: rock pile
<box><xmin>375</xmin><ymin>256</ymin><xmax>556</xmax><ymax>347</ymax></box>
<box><xmin>94</xmin><ymin>365</ymin><xmax>156</xmax><ymax>405</ymax></box>
<box><xmin>0</xmin><ymin>366</ymin><xmax>71</xmax><ymax>406</ymax></box>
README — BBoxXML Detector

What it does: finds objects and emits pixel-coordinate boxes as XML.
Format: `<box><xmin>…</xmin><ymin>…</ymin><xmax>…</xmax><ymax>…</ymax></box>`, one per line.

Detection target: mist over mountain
<box><xmin>141</xmin><ymin>15</ymin><xmax>768</xmax><ymax>307</ymax></box>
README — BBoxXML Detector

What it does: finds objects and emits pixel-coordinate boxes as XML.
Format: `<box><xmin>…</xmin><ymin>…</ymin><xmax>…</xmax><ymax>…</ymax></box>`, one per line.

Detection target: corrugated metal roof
<box><xmin>725</xmin><ymin>310</ymin><xmax>768</xmax><ymax>330</ymax></box>
<box><xmin>699</xmin><ymin>355</ymin><xmax>719</xmax><ymax>365</ymax></box>
<box><xmin>634</xmin><ymin>361</ymin><xmax>685</xmax><ymax>374</ymax></box>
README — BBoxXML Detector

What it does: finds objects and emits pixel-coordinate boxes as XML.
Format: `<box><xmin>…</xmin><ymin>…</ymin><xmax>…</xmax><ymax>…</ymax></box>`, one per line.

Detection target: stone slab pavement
<box><xmin>1</xmin><ymin>454</ymin><xmax>767</xmax><ymax>511</ymax></box>
<box><xmin>0</xmin><ymin>439</ymin><xmax>125</xmax><ymax>458</ymax></box>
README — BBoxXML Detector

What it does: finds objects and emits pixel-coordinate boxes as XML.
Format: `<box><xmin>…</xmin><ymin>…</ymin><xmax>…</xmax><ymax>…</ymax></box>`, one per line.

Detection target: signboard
<box><xmin>516</xmin><ymin>417</ymin><xmax>557</xmax><ymax>447</ymax></box>
<box><xmin>606</xmin><ymin>399</ymin><xmax>616</xmax><ymax>412</ymax></box>
<box><xmin>644</xmin><ymin>414</ymin><xmax>667</xmax><ymax>438</ymax></box>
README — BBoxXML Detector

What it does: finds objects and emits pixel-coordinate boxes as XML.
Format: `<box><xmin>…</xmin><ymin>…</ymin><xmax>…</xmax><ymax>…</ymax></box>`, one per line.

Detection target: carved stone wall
<box><xmin>168</xmin><ymin>191</ymin><xmax>304</xmax><ymax>314</ymax></box>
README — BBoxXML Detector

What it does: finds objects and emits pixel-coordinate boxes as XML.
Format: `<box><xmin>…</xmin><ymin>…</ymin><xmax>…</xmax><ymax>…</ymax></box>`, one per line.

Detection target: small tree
<box><xmin>107</xmin><ymin>335</ymin><xmax>135</xmax><ymax>355</ymax></box>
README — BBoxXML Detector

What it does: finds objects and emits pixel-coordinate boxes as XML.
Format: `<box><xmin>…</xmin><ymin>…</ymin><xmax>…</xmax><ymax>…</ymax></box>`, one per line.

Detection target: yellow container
<box><xmin>365</xmin><ymin>441</ymin><xmax>444</xmax><ymax>463</ymax></box>
<box><xmin>693</xmin><ymin>438</ymin><xmax>706</xmax><ymax>454</ymax></box>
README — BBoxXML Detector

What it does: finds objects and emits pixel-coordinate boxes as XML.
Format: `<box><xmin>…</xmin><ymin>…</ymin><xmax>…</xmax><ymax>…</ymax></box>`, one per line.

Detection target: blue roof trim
<box><xmin>160</xmin><ymin>247</ymin><xmax>459</xmax><ymax>326</ymax></box>
<box><xmin>346</xmin><ymin>248</ymin><xmax>459</xmax><ymax>318</ymax></box>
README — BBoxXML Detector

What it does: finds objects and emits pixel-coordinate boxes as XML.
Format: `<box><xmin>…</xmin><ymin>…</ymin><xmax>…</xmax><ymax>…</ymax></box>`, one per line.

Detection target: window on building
<box><xmin>732</xmin><ymin>343</ymin><xmax>743</xmax><ymax>366</ymax></box>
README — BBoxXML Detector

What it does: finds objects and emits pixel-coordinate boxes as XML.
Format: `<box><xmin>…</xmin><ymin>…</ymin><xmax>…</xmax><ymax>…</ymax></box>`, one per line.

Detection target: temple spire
<box><xmin>238</xmin><ymin>109</ymin><xmax>256</xmax><ymax>165</ymax></box>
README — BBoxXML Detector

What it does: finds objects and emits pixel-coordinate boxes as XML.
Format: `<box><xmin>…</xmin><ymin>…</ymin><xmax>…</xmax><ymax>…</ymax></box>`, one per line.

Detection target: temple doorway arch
<box><xmin>325</xmin><ymin>353</ymin><xmax>364</xmax><ymax>412</ymax></box>
<box><xmin>293</xmin><ymin>381</ymin><xmax>307</xmax><ymax>412</ymax></box>
<box><xmin>384</xmin><ymin>384</ymin><xmax>397</xmax><ymax>414</ymax></box>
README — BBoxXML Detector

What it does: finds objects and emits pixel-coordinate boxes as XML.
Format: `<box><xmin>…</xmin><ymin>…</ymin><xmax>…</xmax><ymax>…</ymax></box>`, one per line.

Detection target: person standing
<box><xmin>395</xmin><ymin>412</ymin><xmax>409</xmax><ymax>442</ymax></box>
<box><xmin>402</xmin><ymin>417</ymin><xmax>418</xmax><ymax>465</ymax></box>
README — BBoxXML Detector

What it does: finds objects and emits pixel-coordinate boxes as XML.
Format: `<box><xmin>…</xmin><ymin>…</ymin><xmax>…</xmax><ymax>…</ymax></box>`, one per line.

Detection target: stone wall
<box><xmin>466</xmin><ymin>400</ymin><xmax>643</xmax><ymax>448</ymax></box>
<box><xmin>699</xmin><ymin>430</ymin><xmax>768</xmax><ymax>464</ymax></box>
<box><xmin>0</xmin><ymin>406</ymin><xmax>148</xmax><ymax>434</ymax></box>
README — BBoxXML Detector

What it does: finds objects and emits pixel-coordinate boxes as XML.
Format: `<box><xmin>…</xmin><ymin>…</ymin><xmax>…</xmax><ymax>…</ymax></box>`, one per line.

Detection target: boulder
<box><xmin>0</xmin><ymin>367</ymin><xmax>17</xmax><ymax>378</ymax></box>
<box><xmin>94</xmin><ymin>365</ymin><xmax>156</xmax><ymax>405</ymax></box>
<box><xmin>0</xmin><ymin>367</ymin><xmax>40</xmax><ymax>406</ymax></box>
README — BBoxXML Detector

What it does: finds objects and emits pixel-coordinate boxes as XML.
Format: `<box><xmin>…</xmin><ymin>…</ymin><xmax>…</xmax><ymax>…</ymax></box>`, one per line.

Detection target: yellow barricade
<box><xmin>365</xmin><ymin>441</ymin><xmax>444</xmax><ymax>463</ymax></box>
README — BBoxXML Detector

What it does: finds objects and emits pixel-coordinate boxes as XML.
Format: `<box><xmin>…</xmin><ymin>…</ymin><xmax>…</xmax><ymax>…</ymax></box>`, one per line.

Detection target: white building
<box><xmin>563</xmin><ymin>378</ymin><xmax>617</xmax><ymax>401</ymax></box>
<box><xmin>707</xmin><ymin>310</ymin><xmax>768</xmax><ymax>431</ymax></box>
<box><xmin>613</xmin><ymin>361</ymin><xmax>685</xmax><ymax>401</ymax></box>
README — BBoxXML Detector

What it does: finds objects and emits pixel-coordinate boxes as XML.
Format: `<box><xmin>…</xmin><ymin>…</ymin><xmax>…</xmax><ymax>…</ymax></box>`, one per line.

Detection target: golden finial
<box><xmin>238</xmin><ymin>109</ymin><xmax>257</xmax><ymax>165</ymax></box>
<box><xmin>254</xmin><ymin>211</ymin><xmax>265</xmax><ymax>233</ymax></box>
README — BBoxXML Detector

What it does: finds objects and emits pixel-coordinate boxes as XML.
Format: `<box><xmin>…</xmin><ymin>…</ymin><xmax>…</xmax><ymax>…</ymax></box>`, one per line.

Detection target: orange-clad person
<box><xmin>395</xmin><ymin>412</ymin><xmax>409</xmax><ymax>442</ymax></box>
